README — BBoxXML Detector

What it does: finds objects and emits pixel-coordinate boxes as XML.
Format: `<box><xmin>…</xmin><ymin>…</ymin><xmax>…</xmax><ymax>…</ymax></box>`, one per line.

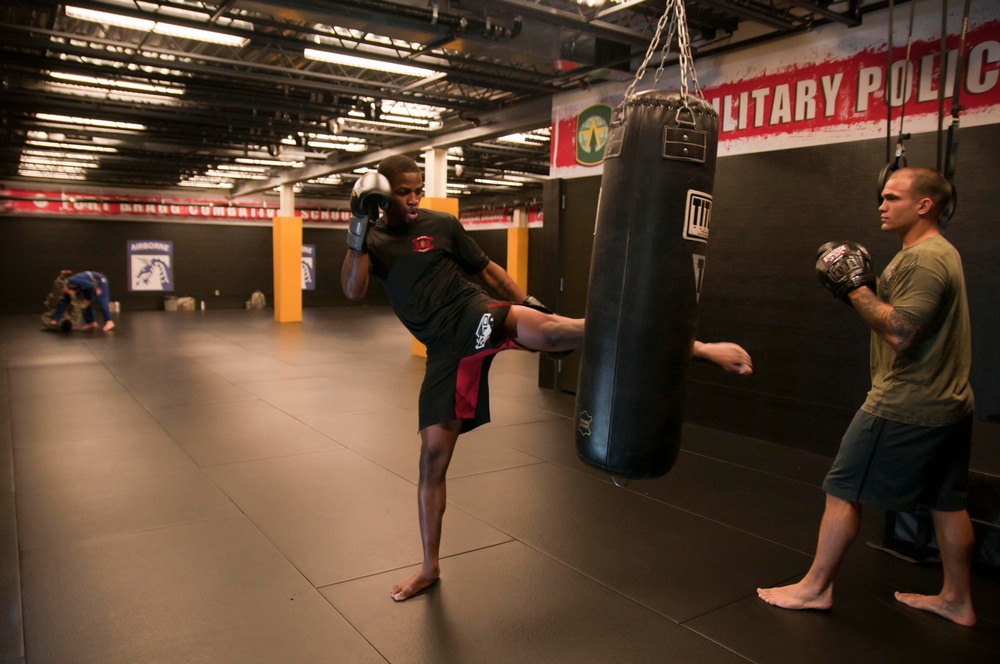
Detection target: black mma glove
<box><xmin>350</xmin><ymin>172</ymin><xmax>392</xmax><ymax>220</ymax></box>
<box><xmin>521</xmin><ymin>295</ymin><xmax>553</xmax><ymax>314</ymax></box>
<box><xmin>520</xmin><ymin>296</ymin><xmax>572</xmax><ymax>360</ymax></box>
<box><xmin>815</xmin><ymin>241</ymin><xmax>877</xmax><ymax>303</ymax></box>
<box><xmin>347</xmin><ymin>214</ymin><xmax>373</xmax><ymax>253</ymax></box>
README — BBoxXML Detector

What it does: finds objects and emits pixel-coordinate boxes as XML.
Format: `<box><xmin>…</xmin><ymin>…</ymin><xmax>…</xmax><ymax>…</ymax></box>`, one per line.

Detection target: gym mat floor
<box><xmin>1</xmin><ymin>307</ymin><xmax>997</xmax><ymax>663</ymax></box>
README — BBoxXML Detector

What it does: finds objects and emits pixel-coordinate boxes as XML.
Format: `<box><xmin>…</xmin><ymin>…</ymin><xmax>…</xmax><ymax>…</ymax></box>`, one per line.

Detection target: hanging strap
<box><xmin>943</xmin><ymin>0</ymin><xmax>972</xmax><ymax>184</ymax></box>
<box><xmin>940</xmin><ymin>0</ymin><xmax>972</xmax><ymax>223</ymax></box>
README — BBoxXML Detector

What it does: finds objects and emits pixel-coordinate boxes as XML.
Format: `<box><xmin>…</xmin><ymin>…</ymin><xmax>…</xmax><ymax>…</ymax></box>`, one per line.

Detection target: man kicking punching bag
<box><xmin>575</xmin><ymin>90</ymin><xmax>751</xmax><ymax>480</ymax></box>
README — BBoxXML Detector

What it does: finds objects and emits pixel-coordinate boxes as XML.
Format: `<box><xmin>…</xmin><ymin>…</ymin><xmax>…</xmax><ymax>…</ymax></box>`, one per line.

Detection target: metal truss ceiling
<box><xmin>0</xmin><ymin>0</ymin><xmax>874</xmax><ymax>208</ymax></box>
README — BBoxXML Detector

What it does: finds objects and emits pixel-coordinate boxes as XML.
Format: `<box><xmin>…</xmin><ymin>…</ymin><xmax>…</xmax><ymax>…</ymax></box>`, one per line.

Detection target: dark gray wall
<box><xmin>543</xmin><ymin>124</ymin><xmax>1000</xmax><ymax>457</ymax></box>
<box><xmin>0</xmin><ymin>219</ymin><xmax>508</xmax><ymax>313</ymax></box>
<box><xmin>688</xmin><ymin>125</ymin><xmax>999</xmax><ymax>452</ymax></box>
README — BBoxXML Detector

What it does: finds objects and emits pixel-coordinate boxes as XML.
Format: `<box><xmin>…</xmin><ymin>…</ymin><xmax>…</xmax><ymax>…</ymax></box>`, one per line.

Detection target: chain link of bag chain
<box><xmin>617</xmin><ymin>0</ymin><xmax>702</xmax><ymax>117</ymax></box>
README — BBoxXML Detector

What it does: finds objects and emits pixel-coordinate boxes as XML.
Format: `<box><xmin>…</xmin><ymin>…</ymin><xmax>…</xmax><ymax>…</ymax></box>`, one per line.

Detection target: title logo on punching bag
<box><xmin>683</xmin><ymin>190</ymin><xmax>712</xmax><ymax>243</ymax></box>
<box><xmin>575</xmin><ymin>104</ymin><xmax>612</xmax><ymax>166</ymax></box>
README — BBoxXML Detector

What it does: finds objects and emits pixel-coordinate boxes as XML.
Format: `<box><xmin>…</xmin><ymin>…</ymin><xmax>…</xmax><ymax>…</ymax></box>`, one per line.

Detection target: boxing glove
<box><xmin>347</xmin><ymin>214</ymin><xmax>372</xmax><ymax>253</ymax></box>
<box><xmin>350</xmin><ymin>172</ymin><xmax>392</xmax><ymax>220</ymax></box>
<box><xmin>816</xmin><ymin>241</ymin><xmax>877</xmax><ymax>302</ymax></box>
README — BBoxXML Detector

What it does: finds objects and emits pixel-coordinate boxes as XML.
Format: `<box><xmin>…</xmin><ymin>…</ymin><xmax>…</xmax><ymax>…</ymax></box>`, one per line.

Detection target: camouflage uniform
<box><xmin>41</xmin><ymin>272</ymin><xmax>84</xmax><ymax>331</ymax></box>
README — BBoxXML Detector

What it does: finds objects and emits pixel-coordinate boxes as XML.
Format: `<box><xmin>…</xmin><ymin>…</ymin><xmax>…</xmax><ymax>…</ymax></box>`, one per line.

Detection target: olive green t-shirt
<box><xmin>861</xmin><ymin>234</ymin><xmax>974</xmax><ymax>426</ymax></box>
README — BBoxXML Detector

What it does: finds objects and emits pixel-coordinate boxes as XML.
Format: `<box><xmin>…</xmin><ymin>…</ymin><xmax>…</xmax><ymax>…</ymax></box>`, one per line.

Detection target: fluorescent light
<box><xmin>382</xmin><ymin>101</ymin><xmax>446</xmax><ymax>118</ymax></box>
<box><xmin>307</xmin><ymin>175</ymin><xmax>344</xmax><ymax>185</ymax></box>
<box><xmin>498</xmin><ymin>130</ymin><xmax>550</xmax><ymax>144</ymax></box>
<box><xmin>236</xmin><ymin>157</ymin><xmax>305</xmax><ymax>168</ymax></box>
<box><xmin>44</xmin><ymin>81</ymin><xmax>180</xmax><ymax>106</ymax></box>
<box><xmin>17</xmin><ymin>168</ymin><xmax>87</xmax><ymax>181</ymax></box>
<box><xmin>50</xmin><ymin>71</ymin><xmax>184</xmax><ymax>95</ymax></box>
<box><xmin>215</xmin><ymin>164</ymin><xmax>268</xmax><ymax>173</ymax></box>
<box><xmin>307</xmin><ymin>140</ymin><xmax>367</xmax><ymax>152</ymax></box>
<box><xmin>36</xmin><ymin>112</ymin><xmax>146</xmax><ymax>131</ymax></box>
<box><xmin>20</xmin><ymin>156</ymin><xmax>98</xmax><ymax>168</ymax></box>
<box><xmin>303</xmin><ymin>48</ymin><xmax>437</xmax><ymax>78</ymax></box>
<box><xmin>381</xmin><ymin>114</ymin><xmax>430</xmax><ymax>126</ymax></box>
<box><xmin>204</xmin><ymin>169</ymin><xmax>266</xmax><ymax>179</ymax></box>
<box><xmin>22</xmin><ymin>149</ymin><xmax>99</xmax><ymax>161</ymax></box>
<box><xmin>179</xmin><ymin>180</ymin><xmax>232</xmax><ymax>189</ymax></box>
<box><xmin>65</xmin><ymin>6</ymin><xmax>249</xmax><ymax>47</ymax></box>
<box><xmin>341</xmin><ymin>117</ymin><xmax>436</xmax><ymax>132</ymax></box>
<box><xmin>25</xmin><ymin>140</ymin><xmax>118</xmax><ymax>153</ymax></box>
<box><xmin>153</xmin><ymin>22</ymin><xmax>248</xmax><ymax>46</ymax></box>
<box><xmin>474</xmin><ymin>178</ymin><xmax>524</xmax><ymax>187</ymax></box>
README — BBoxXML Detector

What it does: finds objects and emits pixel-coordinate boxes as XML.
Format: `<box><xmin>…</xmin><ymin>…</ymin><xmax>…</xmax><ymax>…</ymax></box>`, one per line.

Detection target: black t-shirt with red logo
<box><xmin>367</xmin><ymin>208</ymin><xmax>491</xmax><ymax>348</ymax></box>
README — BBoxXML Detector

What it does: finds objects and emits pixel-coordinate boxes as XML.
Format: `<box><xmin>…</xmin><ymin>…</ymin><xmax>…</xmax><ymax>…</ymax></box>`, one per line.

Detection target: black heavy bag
<box><xmin>575</xmin><ymin>89</ymin><xmax>718</xmax><ymax>479</ymax></box>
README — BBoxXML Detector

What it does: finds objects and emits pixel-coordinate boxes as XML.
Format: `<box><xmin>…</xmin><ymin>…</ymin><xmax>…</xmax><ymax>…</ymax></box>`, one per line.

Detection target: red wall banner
<box><xmin>552</xmin><ymin>4</ymin><xmax>999</xmax><ymax>178</ymax></box>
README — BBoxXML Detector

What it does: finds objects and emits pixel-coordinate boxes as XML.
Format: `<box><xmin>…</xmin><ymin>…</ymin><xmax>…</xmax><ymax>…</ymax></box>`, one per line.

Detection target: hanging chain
<box><xmin>674</xmin><ymin>0</ymin><xmax>702</xmax><ymax>99</ymax></box>
<box><xmin>621</xmin><ymin>5</ymin><xmax>674</xmax><ymax>105</ymax></box>
<box><xmin>618</xmin><ymin>0</ymin><xmax>702</xmax><ymax>113</ymax></box>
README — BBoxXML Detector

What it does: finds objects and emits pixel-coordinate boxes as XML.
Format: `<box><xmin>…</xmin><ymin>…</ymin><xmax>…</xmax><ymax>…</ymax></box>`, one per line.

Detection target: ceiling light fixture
<box><xmin>235</xmin><ymin>157</ymin><xmax>305</xmax><ymax>168</ymax></box>
<box><xmin>65</xmin><ymin>6</ymin><xmax>249</xmax><ymax>47</ymax></box>
<box><xmin>20</xmin><ymin>156</ymin><xmax>98</xmax><ymax>168</ymax></box>
<box><xmin>303</xmin><ymin>48</ymin><xmax>437</xmax><ymax>78</ymax></box>
<box><xmin>306</xmin><ymin>140</ymin><xmax>368</xmax><ymax>152</ymax></box>
<box><xmin>36</xmin><ymin>112</ymin><xmax>146</xmax><ymax>131</ymax></box>
<box><xmin>49</xmin><ymin>71</ymin><xmax>184</xmax><ymax>95</ymax></box>
<box><xmin>25</xmin><ymin>139</ymin><xmax>118</xmax><ymax>153</ymax></box>
<box><xmin>474</xmin><ymin>178</ymin><xmax>524</xmax><ymax>187</ymax></box>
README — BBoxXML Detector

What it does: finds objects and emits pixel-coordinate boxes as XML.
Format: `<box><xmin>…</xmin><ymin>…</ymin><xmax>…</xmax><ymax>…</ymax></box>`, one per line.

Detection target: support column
<box><xmin>423</xmin><ymin>147</ymin><xmax>448</xmax><ymax>198</ymax></box>
<box><xmin>273</xmin><ymin>183</ymin><xmax>302</xmax><ymax>323</ymax></box>
<box><xmin>410</xmin><ymin>194</ymin><xmax>459</xmax><ymax>357</ymax></box>
<box><xmin>507</xmin><ymin>207</ymin><xmax>529</xmax><ymax>291</ymax></box>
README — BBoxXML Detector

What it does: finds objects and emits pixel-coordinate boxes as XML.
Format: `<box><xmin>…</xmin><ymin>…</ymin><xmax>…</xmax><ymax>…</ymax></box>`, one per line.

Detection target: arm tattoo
<box><xmin>851</xmin><ymin>288</ymin><xmax>919</xmax><ymax>349</ymax></box>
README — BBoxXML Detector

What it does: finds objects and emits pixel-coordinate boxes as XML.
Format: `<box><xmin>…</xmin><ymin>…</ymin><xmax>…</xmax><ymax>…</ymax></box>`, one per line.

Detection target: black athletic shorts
<box><xmin>822</xmin><ymin>410</ymin><xmax>973</xmax><ymax>512</ymax></box>
<box><xmin>418</xmin><ymin>300</ymin><xmax>524</xmax><ymax>433</ymax></box>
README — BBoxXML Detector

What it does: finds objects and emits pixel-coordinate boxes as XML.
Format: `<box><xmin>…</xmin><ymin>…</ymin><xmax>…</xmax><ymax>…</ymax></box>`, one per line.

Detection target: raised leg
<box><xmin>503</xmin><ymin>306</ymin><xmax>583</xmax><ymax>352</ymax></box>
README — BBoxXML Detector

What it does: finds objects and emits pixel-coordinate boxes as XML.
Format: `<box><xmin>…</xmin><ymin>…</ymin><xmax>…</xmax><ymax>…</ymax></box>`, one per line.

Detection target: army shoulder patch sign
<box><xmin>576</xmin><ymin>104</ymin><xmax>612</xmax><ymax>166</ymax></box>
<box><xmin>128</xmin><ymin>240</ymin><xmax>174</xmax><ymax>292</ymax></box>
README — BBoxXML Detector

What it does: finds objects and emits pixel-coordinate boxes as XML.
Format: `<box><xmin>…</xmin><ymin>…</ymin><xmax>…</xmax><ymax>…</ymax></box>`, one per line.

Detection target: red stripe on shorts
<box><xmin>454</xmin><ymin>338</ymin><xmax>519</xmax><ymax>420</ymax></box>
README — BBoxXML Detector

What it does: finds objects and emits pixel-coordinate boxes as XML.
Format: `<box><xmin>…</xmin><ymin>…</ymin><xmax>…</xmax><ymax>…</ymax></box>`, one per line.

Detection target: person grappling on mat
<box><xmin>341</xmin><ymin>154</ymin><xmax>753</xmax><ymax>602</ymax></box>
<box><xmin>758</xmin><ymin>167</ymin><xmax>977</xmax><ymax>627</ymax></box>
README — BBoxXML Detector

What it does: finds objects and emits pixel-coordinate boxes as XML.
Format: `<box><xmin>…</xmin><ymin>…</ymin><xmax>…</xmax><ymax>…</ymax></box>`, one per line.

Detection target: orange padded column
<box><xmin>410</xmin><ymin>197</ymin><xmax>460</xmax><ymax>357</ymax></box>
<box><xmin>272</xmin><ymin>215</ymin><xmax>302</xmax><ymax>323</ymax></box>
<box><xmin>507</xmin><ymin>207</ymin><xmax>529</xmax><ymax>291</ymax></box>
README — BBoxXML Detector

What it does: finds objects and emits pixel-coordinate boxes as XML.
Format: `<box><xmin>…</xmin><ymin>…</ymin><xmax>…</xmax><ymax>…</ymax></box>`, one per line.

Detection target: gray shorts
<box><xmin>822</xmin><ymin>410</ymin><xmax>972</xmax><ymax>512</ymax></box>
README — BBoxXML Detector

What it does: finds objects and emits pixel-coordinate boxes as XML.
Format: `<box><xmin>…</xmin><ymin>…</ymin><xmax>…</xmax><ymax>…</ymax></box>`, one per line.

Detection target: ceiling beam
<box><xmin>782</xmin><ymin>0</ymin><xmax>861</xmax><ymax>27</ymax></box>
<box><xmin>230</xmin><ymin>94</ymin><xmax>552</xmax><ymax>198</ymax></box>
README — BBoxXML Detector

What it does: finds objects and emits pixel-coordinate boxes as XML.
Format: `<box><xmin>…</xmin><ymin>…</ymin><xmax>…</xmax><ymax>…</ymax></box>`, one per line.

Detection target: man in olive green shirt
<box><xmin>758</xmin><ymin>167</ymin><xmax>977</xmax><ymax>627</ymax></box>
<box><xmin>41</xmin><ymin>269</ymin><xmax>84</xmax><ymax>331</ymax></box>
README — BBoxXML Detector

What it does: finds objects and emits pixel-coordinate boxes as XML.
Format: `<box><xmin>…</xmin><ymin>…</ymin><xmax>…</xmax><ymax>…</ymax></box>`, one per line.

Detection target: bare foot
<box><xmin>894</xmin><ymin>591</ymin><xmax>976</xmax><ymax>627</ymax></box>
<box><xmin>80</xmin><ymin>322</ymin><xmax>98</xmax><ymax>331</ymax></box>
<box><xmin>103</xmin><ymin>321</ymin><xmax>116</xmax><ymax>332</ymax></box>
<box><xmin>390</xmin><ymin>571</ymin><xmax>439</xmax><ymax>602</ymax></box>
<box><xmin>757</xmin><ymin>582</ymin><xmax>833</xmax><ymax>610</ymax></box>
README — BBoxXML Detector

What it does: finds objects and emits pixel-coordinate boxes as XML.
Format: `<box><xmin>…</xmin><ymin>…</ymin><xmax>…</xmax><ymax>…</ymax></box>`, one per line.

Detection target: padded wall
<box><xmin>0</xmin><ymin>219</ymin><xmax>508</xmax><ymax>313</ymax></box>
<box><xmin>685</xmin><ymin>126</ymin><xmax>1000</xmax><ymax>453</ymax></box>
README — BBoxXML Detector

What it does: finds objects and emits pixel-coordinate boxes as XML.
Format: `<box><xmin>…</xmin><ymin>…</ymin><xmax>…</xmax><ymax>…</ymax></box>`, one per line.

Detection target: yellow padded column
<box><xmin>507</xmin><ymin>226</ymin><xmax>529</xmax><ymax>291</ymax></box>
<box><xmin>272</xmin><ymin>215</ymin><xmax>303</xmax><ymax>323</ymax></box>
<box><xmin>409</xmin><ymin>197</ymin><xmax>460</xmax><ymax>357</ymax></box>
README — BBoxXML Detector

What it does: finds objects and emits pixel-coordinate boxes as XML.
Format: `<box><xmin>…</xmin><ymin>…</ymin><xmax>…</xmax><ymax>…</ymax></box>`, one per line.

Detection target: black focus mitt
<box><xmin>815</xmin><ymin>241</ymin><xmax>877</xmax><ymax>302</ymax></box>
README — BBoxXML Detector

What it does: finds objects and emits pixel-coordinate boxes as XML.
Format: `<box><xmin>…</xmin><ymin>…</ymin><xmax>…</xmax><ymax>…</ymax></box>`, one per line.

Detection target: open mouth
<box><xmin>406</xmin><ymin>206</ymin><xmax>419</xmax><ymax>222</ymax></box>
